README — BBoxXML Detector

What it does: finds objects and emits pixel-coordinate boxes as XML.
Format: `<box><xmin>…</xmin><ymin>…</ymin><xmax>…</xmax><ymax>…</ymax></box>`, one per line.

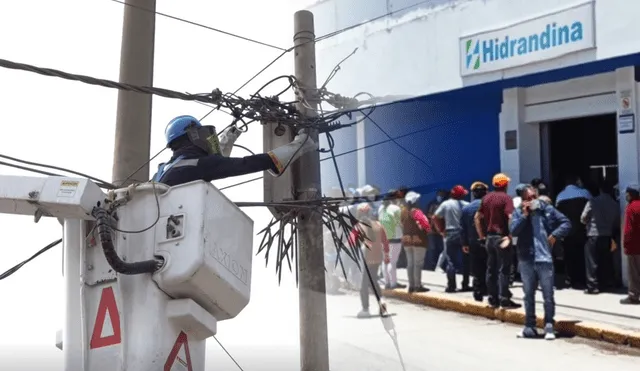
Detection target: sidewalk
<box><xmin>381</xmin><ymin>269</ymin><xmax>640</xmax><ymax>347</ymax></box>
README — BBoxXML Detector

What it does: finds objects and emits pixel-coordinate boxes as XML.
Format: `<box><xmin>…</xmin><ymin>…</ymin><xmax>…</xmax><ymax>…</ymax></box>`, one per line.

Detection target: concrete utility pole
<box><xmin>292</xmin><ymin>10</ymin><xmax>330</xmax><ymax>371</ymax></box>
<box><xmin>112</xmin><ymin>0</ymin><xmax>156</xmax><ymax>186</ymax></box>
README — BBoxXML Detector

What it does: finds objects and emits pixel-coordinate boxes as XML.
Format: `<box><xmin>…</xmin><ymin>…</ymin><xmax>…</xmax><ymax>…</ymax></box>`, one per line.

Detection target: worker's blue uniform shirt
<box><xmin>510</xmin><ymin>200</ymin><xmax>572</xmax><ymax>263</ymax></box>
<box><xmin>460</xmin><ymin>199</ymin><xmax>481</xmax><ymax>246</ymax></box>
<box><xmin>152</xmin><ymin>145</ymin><xmax>276</xmax><ymax>186</ymax></box>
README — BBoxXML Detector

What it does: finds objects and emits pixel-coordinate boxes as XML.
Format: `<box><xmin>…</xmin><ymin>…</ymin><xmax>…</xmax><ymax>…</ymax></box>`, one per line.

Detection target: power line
<box><xmin>200</xmin><ymin>49</ymin><xmax>289</xmax><ymax>121</ymax></box>
<box><xmin>212</xmin><ymin>336</ymin><xmax>245</xmax><ymax>371</ymax></box>
<box><xmin>0</xmin><ymin>58</ymin><xmax>219</xmax><ymax>103</ymax></box>
<box><xmin>108</xmin><ymin>0</ymin><xmax>286</xmax><ymax>51</ymax></box>
<box><xmin>217</xmin><ymin>121</ymin><xmax>450</xmax><ymax>191</ymax></box>
<box><xmin>0</xmin><ymin>238</ymin><xmax>62</xmax><ymax>280</ymax></box>
<box><xmin>315</xmin><ymin>0</ymin><xmax>433</xmax><ymax>43</ymax></box>
<box><xmin>0</xmin><ymin>153</ymin><xmax>116</xmax><ymax>189</ymax></box>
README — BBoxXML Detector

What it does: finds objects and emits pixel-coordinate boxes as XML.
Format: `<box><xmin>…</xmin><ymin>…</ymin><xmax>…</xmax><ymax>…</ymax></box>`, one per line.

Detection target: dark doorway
<box><xmin>541</xmin><ymin>114</ymin><xmax>618</xmax><ymax>199</ymax></box>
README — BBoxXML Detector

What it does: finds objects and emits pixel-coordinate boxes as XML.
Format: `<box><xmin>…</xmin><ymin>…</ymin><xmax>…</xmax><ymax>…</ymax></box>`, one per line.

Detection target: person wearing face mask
<box><xmin>556</xmin><ymin>174</ymin><xmax>592</xmax><ymax>289</ymax></box>
<box><xmin>511</xmin><ymin>185</ymin><xmax>571</xmax><ymax>340</ymax></box>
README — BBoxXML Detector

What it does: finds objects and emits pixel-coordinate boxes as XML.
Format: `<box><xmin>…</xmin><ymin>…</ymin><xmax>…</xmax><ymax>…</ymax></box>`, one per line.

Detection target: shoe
<box><xmin>445</xmin><ymin>287</ymin><xmax>456</xmax><ymax>293</ymax></box>
<box><xmin>487</xmin><ymin>297</ymin><xmax>499</xmax><ymax>308</ymax></box>
<box><xmin>473</xmin><ymin>293</ymin><xmax>484</xmax><ymax>302</ymax></box>
<box><xmin>460</xmin><ymin>286</ymin><xmax>473</xmax><ymax>292</ymax></box>
<box><xmin>620</xmin><ymin>296</ymin><xmax>640</xmax><ymax>305</ymax></box>
<box><xmin>544</xmin><ymin>323</ymin><xmax>556</xmax><ymax>340</ymax></box>
<box><xmin>517</xmin><ymin>327</ymin><xmax>538</xmax><ymax>338</ymax></box>
<box><xmin>500</xmin><ymin>299</ymin><xmax>522</xmax><ymax>309</ymax></box>
<box><xmin>415</xmin><ymin>286</ymin><xmax>430</xmax><ymax>293</ymax></box>
<box><xmin>394</xmin><ymin>283</ymin><xmax>407</xmax><ymax>289</ymax></box>
<box><xmin>584</xmin><ymin>288</ymin><xmax>600</xmax><ymax>295</ymax></box>
<box><xmin>357</xmin><ymin>309</ymin><xmax>370</xmax><ymax>318</ymax></box>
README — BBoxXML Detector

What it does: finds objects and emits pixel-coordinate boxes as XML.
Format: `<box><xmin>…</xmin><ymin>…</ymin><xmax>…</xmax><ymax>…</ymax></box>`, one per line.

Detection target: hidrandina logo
<box><xmin>464</xmin><ymin>20</ymin><xmax>585</xmax><ymax>71</ymax></box>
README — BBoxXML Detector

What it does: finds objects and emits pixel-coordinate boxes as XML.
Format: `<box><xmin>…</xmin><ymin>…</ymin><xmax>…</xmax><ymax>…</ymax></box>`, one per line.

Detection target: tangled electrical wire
<box><xmin>0</xmin><ymin>53</ymin><xmax>400</xmax><ymax>283</ymax></box>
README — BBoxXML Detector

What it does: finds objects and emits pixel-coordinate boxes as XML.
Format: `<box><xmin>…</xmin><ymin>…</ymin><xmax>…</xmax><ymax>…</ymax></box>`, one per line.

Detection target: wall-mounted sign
<box><xmin>460</xmin><ymin>1</ymin><xmax>595</xmax><ymax>76</ymax></box>
<box><xmin>619</xmin><ymin>114</ymin><xmax>635</xmax><ymax>134</ymax></box>
<box><xmin>619</xmin><ymin>89</ymin><xmax>634</xmax><ymax>116</ymax></box>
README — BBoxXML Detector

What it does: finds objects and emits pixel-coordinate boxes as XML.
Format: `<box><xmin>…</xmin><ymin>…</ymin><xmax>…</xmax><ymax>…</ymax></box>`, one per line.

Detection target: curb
<box><xmin>382</xmin><ymin>288</ymin><xmax>640</xmax><ymax>348</ymax></box>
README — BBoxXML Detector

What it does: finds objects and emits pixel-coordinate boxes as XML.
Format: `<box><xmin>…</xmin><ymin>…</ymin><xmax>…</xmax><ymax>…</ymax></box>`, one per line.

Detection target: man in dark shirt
<box><xmin>474</xmin><ymin>173</ymin><xmax>520</xmax><ymax>309</ymax></box>
<box><xmin>461</xmin><ymin>181</ymin><xmax>489</xmax><ymax>302</ymax></box>
<box><xmin>426</xmin><ymin>189</ymin><xmax>448</xmax><ymax>271</ymax></box>
<box><xmin>556</xmin><ymin>174</ymin><xmax>592</xmax><ymax>288</ymax></box>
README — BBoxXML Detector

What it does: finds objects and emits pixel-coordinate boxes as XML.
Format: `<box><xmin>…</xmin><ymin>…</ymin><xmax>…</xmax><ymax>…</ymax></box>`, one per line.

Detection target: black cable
<box><xmin>218</xmin><ymin>176</ymin><xmax>263</xmax><ymax>191</ymax></box>
<box><xmin>0</xmin><ymin>58</ymin><xmax>221</xmax><ymax>104</ymax></box>
<box><xmin>120</xmin><ymin>147</ymin><xmax>167</xmax><ymax>186</ymax></box>
<box><xmin>216</xmin><ymin>122</ymin><xmax>448</xmax><ymax>192</ymax></box>
<box><xmin>109</xmin><ymin>0</ymin><xmax>286</xmax><ymax>51</ymax></box>
<box><xmin>92</xmin><ymin>207</ymin><xmax>161</xmax><ymax>274</ymax></box>
<box><xmin>315</xmin><ymin>0</ymin><xmax>434</xmax><ymax>43</ymax></box>
<box><xmin>109</xmin><ymin>181</ymin><xmax>161</xmax><ymax>234</ymax></box>
<box><xmin>0</xmin><ymin>153</ymin><xmax>117</xmax><ymax>189</ymax></box>
<box><xmin>358</xmin><ymin>109</ymin><xmax>433</xmax><ymax>173</ymax></box>
<box><xmin>212</xmin><ymin>336</ymin><xmax>245</xmax><ymax>371</ymax></box>
<box><xmin>0</xmin><ymin>160</ymin><xmax>115</xmax><ymax>189</ymax></box>
<box><xmin>0</xmin><ymin>238</ymin><xmax>62</xmax><ymax>280</ymax></box>
<box><xmin>200</xmin><ymin>49</ymin><xmax>290</xmax><ymax>121</ymax></box>
<box><xmin>232</xmin><ymin>144</ymin><xmax>255</xmax><ymax>155</ymax></box>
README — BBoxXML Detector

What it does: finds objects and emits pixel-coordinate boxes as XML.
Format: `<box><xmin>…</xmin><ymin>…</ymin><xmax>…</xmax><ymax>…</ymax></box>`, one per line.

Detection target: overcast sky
<box><xmin>0</xmin><ymin>0</ymin><xmax>325</xmax><ymax>367</ymax></box>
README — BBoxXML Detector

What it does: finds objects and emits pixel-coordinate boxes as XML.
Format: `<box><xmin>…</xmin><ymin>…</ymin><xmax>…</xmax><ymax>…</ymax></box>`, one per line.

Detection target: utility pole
<box><xmin>112</xmin><ymin>0</ymin><xmax>156</xmax><ymax>186</ymax></box>
<box><xmin>292</xmin><ymin>10</ymin><xmax>330</xmax><ymax>371</ymax></box>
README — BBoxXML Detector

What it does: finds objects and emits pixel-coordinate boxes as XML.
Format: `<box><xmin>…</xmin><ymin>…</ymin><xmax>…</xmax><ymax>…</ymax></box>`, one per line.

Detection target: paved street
<box><xmin>3</xmin><ymin>269</ymin><xmax>638</xmax><ymax>370</ymax></box>
<box><xmin>205</xmin><ymin>279</ymin><xmax>640</xmax><ymax>371</ymax></box>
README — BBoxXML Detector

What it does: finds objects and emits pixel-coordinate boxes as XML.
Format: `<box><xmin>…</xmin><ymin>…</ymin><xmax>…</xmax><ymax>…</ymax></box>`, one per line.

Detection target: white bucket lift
<box><xmin>0</xmin><ymin>175</ymin><xmax>254</xmax><ymax>371</ymax></box>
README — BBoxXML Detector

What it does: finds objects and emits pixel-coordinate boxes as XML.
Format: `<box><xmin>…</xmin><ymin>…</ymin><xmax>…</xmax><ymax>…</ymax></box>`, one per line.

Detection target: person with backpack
<box><xmin>511</xmin><ymin>185</ymin><xmax>571</xmax><ymax>340</ymax></box>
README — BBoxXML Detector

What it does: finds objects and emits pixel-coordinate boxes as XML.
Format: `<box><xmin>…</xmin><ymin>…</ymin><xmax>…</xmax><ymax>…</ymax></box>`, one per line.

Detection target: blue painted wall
<box><xmin>362</xmin><ymin>87</ymin><xmax>502</xmax><ymax>204</ymax></box>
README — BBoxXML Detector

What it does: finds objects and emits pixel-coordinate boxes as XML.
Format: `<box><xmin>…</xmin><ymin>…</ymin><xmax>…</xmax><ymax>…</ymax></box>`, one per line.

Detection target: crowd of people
<box><xmin>323</xmin><ymin>173</ymin><xmax>640</xmax><ymax>339</ymax></box>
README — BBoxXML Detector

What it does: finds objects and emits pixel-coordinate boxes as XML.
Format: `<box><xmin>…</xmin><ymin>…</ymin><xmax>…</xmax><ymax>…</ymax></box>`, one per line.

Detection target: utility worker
<box><xmin>152</xmin><ymin>115</ymin><xmax>317</xmax><ymax>186</ymax></box>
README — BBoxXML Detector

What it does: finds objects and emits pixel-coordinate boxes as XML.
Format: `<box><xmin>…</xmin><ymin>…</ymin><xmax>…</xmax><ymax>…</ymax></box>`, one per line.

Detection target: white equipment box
<box><xmin>149</xmin><ymin>181</ymin><xmax>254</xmax><ymax>321</ymax></box>
<box><xmin>0</xmin><ymin>175</ymin><xmax>105</xmax><ymax>220</ymax></box>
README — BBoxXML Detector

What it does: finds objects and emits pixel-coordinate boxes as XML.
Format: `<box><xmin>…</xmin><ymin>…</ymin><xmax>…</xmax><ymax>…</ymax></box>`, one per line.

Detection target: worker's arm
<box><xmin>198</xmin><ymin>153</ymin><xmax>278</xmax><ymax>181</ymax></box>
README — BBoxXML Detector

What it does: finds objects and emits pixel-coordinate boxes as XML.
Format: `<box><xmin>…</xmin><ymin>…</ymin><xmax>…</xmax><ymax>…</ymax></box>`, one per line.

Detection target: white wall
<box><xmin>314</xmin><ymin>0</ymin><xmax>640</xmax><ymax>99</ymax></box>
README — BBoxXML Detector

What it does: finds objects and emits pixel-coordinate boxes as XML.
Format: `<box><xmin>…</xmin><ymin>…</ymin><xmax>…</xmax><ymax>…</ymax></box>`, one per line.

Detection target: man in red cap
<box><xmin>474</xmin><ymin>173</ymin><xmax>521</xmax><ymax>309</ymax></box>
<box><xmin>434</xmin><ymin>185</ymin><xmax>471</xmax><ymax>292</ymax></box>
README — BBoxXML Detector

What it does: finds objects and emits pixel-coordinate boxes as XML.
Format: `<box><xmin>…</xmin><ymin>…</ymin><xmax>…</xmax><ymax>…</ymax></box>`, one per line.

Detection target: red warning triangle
<box><xmin>164</xmin><ymin>331</ymin><xmax>193</xmax><ymax>371</ymax></box>
<box><xmin>90</xmin><ymin>286</ymin><xmax>122</xmax><ymax>349</ymax></box>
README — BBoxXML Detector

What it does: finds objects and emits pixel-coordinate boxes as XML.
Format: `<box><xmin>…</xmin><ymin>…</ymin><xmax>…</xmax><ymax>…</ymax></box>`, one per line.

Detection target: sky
<box><xmin>0</xmin><ymin>0</ymin><xmax>332</xmax><ymax>367</ymax></box>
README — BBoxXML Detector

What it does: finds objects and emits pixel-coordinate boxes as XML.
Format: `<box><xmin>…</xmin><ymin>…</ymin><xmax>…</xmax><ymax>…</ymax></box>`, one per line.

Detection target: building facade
<box><xmin>310</xmin><ymin>0</ymin><xmax>640</xmax><ymax>281</ymax></box>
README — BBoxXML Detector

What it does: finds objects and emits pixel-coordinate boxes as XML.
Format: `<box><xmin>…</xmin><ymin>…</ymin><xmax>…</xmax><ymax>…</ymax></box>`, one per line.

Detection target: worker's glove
<box><xmin>218</xmin><ymin>125</ymin><xmax>242</xmax><ymax>157</ymax></box>
<box><xmin>266</xmin><ymin>131</ymin><xmax>318</xmax><ymax>176</ymax></box>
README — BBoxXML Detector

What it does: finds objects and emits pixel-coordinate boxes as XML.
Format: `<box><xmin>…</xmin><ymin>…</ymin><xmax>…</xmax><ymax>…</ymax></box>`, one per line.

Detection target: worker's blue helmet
<box><xmin>165</xmin><ymin>115</ymin><xmax>202</xmax><ymax>146</ymax></box>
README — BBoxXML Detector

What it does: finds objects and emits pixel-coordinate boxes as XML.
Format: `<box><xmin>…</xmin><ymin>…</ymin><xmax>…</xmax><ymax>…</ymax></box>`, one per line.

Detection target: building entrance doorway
<box><xmin>540</xmin><ymin>113</ymin><xmax>618</xmax><ymax>199</ymax></box>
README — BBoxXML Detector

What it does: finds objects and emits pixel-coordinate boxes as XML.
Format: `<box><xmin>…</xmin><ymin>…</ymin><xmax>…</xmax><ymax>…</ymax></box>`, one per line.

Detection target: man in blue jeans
<box><xmin>510</xmin><ymin>185</ymin><xmax>571</xmax><ymax>340</ymax></box>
